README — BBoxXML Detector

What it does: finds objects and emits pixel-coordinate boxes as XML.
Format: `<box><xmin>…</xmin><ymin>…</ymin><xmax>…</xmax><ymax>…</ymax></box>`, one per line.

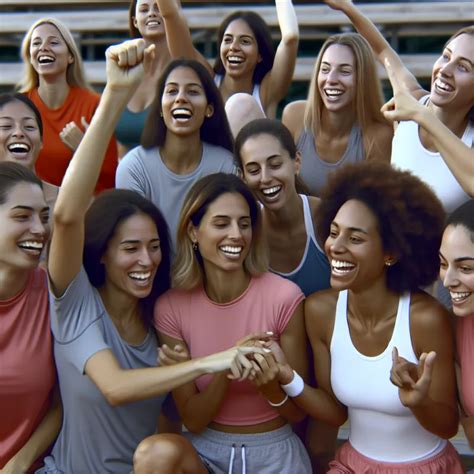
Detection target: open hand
<box><xmin>390</xmin><ymin>346</ymin><xmax>436</xmax><ymax>407</ymax></box>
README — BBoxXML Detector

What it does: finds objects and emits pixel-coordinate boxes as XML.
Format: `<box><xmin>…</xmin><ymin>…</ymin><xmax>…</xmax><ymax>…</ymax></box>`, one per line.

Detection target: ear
<box><xmin>294</xmin><ymin>151</ymin><xmax>302</xmax><ymax>176</ymax></box>
<box><xmin>205</xmin><ymin>104</ymin><xmax>214</xmax><ymax>118</ymax></box>
<box><xmin>133</xmin><ymin>16</ymin><xmax>138</xmax><ymax>29</ymax></box>
<box><xmin>257</xmin><ymin>53</ymin><xmax>262</xmax><ymax>64</ymax></box>
<box><xmin>187</xmin><ymin>221</ymin><xmax>197</xmax><ymax>243</ymax></box>
<box><xmin>68</xmin><ymin>53</ymin><xmax>74</xmax><ymax>65</ymax></box>
<box><xmin>384</xmin><ymin>253</ymin><xmax>398</xmax><ymax>267</ymax></box>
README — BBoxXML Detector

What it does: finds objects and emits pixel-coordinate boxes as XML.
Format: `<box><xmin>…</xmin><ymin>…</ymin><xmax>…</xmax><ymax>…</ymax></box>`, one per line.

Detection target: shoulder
<box><xmin>307</xmin><ymin>195</ymin><xmax>322</xmax><ymax>221</ymax></box>
<box><xmin>366</xmin><ymin>121</ymin><xmax>393</xmax><ymax>144</ymax></box>
<box><xmin>202</xmin><ymin>143</ymin><xmax>234</xmax><ymax>169</ymax></box>
<box><xmin>203</xmin><ymin>142</ymin><xmax>233</xmax><ymax>159</ymax></box>
<box><xmin>409</xmin><ymin>291</ymin><xmax>453</xmax><ymax>354</ymax></box>
<box><xmin>304</xmin><ymin>289</ymin><xmax>338</xmax><ymax>342</ymax></box>
<box><xmin>156</xmin><ymin>286</ymin><xmax>198</xmax><ymax>310</ymax></box>
<box><xmin>282</xmin><ymin>100</ymin><xmax>307</xmax><ymax>140</ymax></box>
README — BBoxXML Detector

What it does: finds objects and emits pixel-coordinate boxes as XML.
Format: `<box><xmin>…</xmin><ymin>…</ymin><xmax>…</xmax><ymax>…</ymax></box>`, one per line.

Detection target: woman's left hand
<box><xmin>59</xmin><ymin>116</ymin><xmax>89</xmax><ymax>151</ymax></box>
<box><xmin>390</xmin><ymin>346</ymin><xmax>436</xmax><ymax>407</ymax></box>
<box><xmin>158</xmin><ymin>343</ymin><xmax>190</xmax><ymax>367</ymax></box>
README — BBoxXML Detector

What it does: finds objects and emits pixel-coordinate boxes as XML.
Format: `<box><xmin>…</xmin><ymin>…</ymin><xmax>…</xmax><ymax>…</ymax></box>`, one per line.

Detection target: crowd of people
<box><xmin>0</xmin><ymin>0</ymin><xmax>472</xmax><ymax>473</ymax></box>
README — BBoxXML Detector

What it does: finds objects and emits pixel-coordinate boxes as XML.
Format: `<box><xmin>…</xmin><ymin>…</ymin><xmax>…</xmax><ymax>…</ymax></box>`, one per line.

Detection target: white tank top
<box><xmin>391</xmin><ymin>95</ymin><xmax>473</xmax><ymax>214</ymax></box>
<box><xmin>330</xmin><ymin>290</ymin><xmax>444</xmax><ymax>462</ymax></box>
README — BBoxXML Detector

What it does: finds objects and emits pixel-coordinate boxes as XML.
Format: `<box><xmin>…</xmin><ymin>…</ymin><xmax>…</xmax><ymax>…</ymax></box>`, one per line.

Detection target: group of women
<box><xmin>0</xmin><ymin>0</ymin><xmax>473</xmax><ymax>473</ymax></box>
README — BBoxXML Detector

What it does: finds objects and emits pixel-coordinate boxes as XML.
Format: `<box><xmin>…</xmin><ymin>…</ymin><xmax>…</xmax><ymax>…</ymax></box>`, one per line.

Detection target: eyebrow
<box><xmin>12</xmin><ymin>205</ymin><xmax>49</xmax><ymax>212</ymax></box>
<box><xmin>212</xmin><ymin>215</ymin><xmax>250</xmax><ymax>219</ymax></box>
<box><xmin>331</xmin><ymin>222</ymin><xmax>368</xmax><ymax>234</ymax></box>
<box><xmin>224</xmin><ymin>34</ymin><xmax>254</xmax><ymax>39</ymax></box>
<box><xmin>321</xmin><ymin>61</ymin><xmax>353</xmax><ymax>68</ymax></box>
<box><xmin>245</xmin><ymin>154</ymin><xmax>281</xmax><ymax>165</ymax></box>
<box><xmin>439</xmin><ymin>251</ymin><xmax>474</xmax><ymax>262</ymax></box>
<box><xmin>165</xmin><ymin>82</ymin><xmax>203</xmax><ymax>88</ymax></box>
<box><xmin>120</xmin><ymin>238</ymin><xmax>160</xmax><ymax>244</ymax></box>
<box><xmin>445</xmin><ymin>47</ymin><xmax>474</xmax><ymax>67</ymax></box>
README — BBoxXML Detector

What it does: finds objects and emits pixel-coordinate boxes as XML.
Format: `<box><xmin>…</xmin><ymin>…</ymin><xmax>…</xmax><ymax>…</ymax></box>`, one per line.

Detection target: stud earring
<box><xmin>385</xmin><ymin>260</ymin><xmax>394</xmax><ymax>267</ymax></box>
<box><xmin>192</xmin><ymin>241</ymin><xmax>198</xmax><ymax>251</ymax></box>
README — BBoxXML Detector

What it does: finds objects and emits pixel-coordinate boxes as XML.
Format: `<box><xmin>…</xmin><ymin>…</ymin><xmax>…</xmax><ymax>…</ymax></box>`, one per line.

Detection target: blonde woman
<box><xmin>324</xmin><ymin>0</ymin><xmax>473</xmax><ymax>211</ymax></box>
<box><xmin>282</xmin><ymin>32</ymin><xmax>392</xmax><ymax>196</ymax></box>
<box><xmin>134</xmin><ymin>173</ymin><xmax>311</xmax><ymax>474</ymax></box>
<box><xmin>18</xmin><ymin>18</ymin><xmax>117</xmax><ymax>192</ymax></box>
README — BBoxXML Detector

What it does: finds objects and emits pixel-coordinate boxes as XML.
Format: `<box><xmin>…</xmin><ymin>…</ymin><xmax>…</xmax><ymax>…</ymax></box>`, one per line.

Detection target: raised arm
<box><xmin>48</xmin><ymin>40</ymin><xmax>153</xmax><ymax>296</ymax></box>
<box><xmin>323</xmin><ymin>0</ymin><xmax>424</xmax><ymax>97</ymax></box>
<box><xmin>260</xmin><ymin>0</ymin><xmax>299</xmax><ymax>106</ymax></box>
<box><xmin>382</xmin><ymin>59</ymin><xmax>474</xmax><ymax>196</ymax></box>
<box><xmin>156</xmin><ymin>0</ymin><xmax>213</xmax><ymax>75</ymax></box>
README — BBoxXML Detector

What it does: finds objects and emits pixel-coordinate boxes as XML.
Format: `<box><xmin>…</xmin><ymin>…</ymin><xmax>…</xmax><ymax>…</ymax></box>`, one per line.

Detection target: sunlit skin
<box><xmin>240</xmin><ymin>133</ymin><xmax>301</xmax><ymax>211</ymax></box>
<box><xmin>324</xmin><ymin>199</ymin><xmax>392</xmax><ymax>293</ymax></box>
<box><xmin>430</xmin><ymin>33</ymin><xmax>474</xmax><ymax>112</ymax></box>
<box><xmin>134</xmin><ymin>0</ymin><xmax>165</xmax><ymax>39</ymax></box>
<box><xmin>100</xmin><ymin>213</ymin><xmax>162</xmax><ymax>302</ymax></box>
<box><xmin>29</xmin><ymin>23</ymin><xmax>73</xmax><ymax>80</ymax></box>
<box><xmin>161</xmin><ymin>66</ymin><xmax>214</xmax><ymax>139</ymax></box>
<box><xmin>440</xmin><ymin>224</ymin><xmax>474</xmax><ymax>317</ymax></box>
<box><xmin>0</xmin><ymin>101</ymin><xmax>42</xmax><ymax>170</ymax></box>
<box><xmin>317</xmin><ymin>44</ymin><xmax>356</xmax><ymax>114</ymax></box>
<box><xmin>220</xmin><ymin>19</ymin><xmax>262</xmax><ymax>80</ymax></box>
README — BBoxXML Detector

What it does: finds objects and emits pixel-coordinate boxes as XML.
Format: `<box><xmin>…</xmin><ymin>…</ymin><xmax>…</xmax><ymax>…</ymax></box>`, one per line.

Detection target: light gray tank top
<box><xmin>297</xmin><ymin>125</ymin><xmax>364</xmax><ymax>196</ymax></box>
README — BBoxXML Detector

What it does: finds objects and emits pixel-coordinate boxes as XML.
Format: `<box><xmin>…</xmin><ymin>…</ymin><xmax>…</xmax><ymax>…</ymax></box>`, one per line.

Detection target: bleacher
<box><xmin>0</xmin><ymin>1</ymin><xmax>472</xmax><ymax>89</ymax></box>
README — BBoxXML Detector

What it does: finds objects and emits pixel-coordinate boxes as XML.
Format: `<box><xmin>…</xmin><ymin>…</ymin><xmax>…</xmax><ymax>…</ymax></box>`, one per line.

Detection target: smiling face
<box><xmin>324</xmin><ymin>199</ymin><xmax>390</xmax><ymax>292</ymax></box>
<box><xmin>220</xmin><ymin>18</ymin><xmax>261</xmax><ymax>79</ymax></box>
<box><xmin>161</xmin><ymin>66</ymin><xmax>213</xmax><ymax>137</ymax></box>
<box><xmin>430</xmin><ymin>33</ymin><xmax>474</xmax><ymax>111</ymax></box>
<box><xmin>439</xmin><ymin>224</ymin><xmax>474</xmax><ymax>317</ymax></box>
<box><xmin>100</xmin><ymin>213</ymin><xmax>162</xmax><ymax>300</ymax></box>
<box><xmin>240</xmin><ymin>133</ymin><xmax>300</xmax><ymax>210</ymax></box>
<box><xmin>189</xmin><ymin>192</ymin><xmax>252</xmax><ymax>276</ymax></box>
<box><xmin>0</xmin><ymin>182</ymin><xmax>49</xmax><ymax>271</ymax></box>
<box><xmin>29</xmin><ymin>23</ymin><xmax>73</xmax><ymax>78</ymax></box>
<box><xmin>0</xmin><ymin>100</ymin><xmax>42</xmax><ymax>170</ymax></box>
<box><xmin>317</xmin><ymin>44</ymin><xmax>356</xmax><ymax>113</ymax></box>
<box><xmin>133</xmin><ymin>0</ymin><xmax>164</xmax><ymax>39</ymax></box>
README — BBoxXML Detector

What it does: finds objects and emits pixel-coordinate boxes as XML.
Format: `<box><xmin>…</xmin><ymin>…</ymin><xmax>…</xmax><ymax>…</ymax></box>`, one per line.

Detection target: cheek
<box><xmin>461</xmin><ymin>274</ymin><xmax>474</xmax><ymax>292</ymax></box>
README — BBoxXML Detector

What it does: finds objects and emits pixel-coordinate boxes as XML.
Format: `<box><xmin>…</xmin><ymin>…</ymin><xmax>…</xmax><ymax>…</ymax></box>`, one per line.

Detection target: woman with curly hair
<box><xmin>18</xmin><ymin>18</ymin><xmax>117</xmax><ymax>192</ymax></box>
<box><xmin>323</xmin><ymin>0</ymin><xmax>473</xmax><ymax>211</ymax></box>
<box><xmin>439</xmin><ymin>199</ymin><xmax>474</xmax><ymax>448</ymax></box>
<box><xmin>282</xmin><ymin>31</ymin><xmax>392</xmax><ymax>197</ymax></box>
<box><xmin>267</xmin><ymin>161</ymin><xmax>464</xmax><ymax>472</ymax></box>
<box><xmin>154</xmin><ymin>0</ymin><xmax>299</xmax><ymax>123</ymax></box>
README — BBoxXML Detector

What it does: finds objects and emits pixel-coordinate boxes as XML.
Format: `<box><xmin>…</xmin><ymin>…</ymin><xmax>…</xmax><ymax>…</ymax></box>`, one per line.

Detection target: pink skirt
<box><xmin>327</xmin><ymin>441</ymin><xmax>464</xmax><ymax>474</ymax></box>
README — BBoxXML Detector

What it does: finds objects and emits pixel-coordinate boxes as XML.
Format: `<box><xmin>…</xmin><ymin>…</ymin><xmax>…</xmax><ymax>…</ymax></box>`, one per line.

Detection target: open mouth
<box><xmin>450</xmin><ymin>290</ymin><xmax>472</xmax><ymax>304</ymax></box>
<box><xmin>146</xmin><ymin>19</ymin><xmax>162</xmax><ymax>27</ymax></box>
<box><xmin>17</xmin><ymin>240</ymin><xmax>44</xmax><ymax>256</ymax></box>
<box><xmin>227</xmin><ymin>56</ymin><xmax>244</xmax><ymax>65</ymax></box>
<box><xmin>219</xmin><ymin>245</ymin><xmax>243</xmax><ymax>259</ymax></box>
<box><xmin>8</xmin><ymin>142</ymin><xmax>31</xmax><ymax>155</ymax></box>
<box><xmin>434</xmin><ymin>78</ymin><xmax>454</xmax><ymax>94</ymax></box>
<box><xmin>171</xmin><ymin>108</ymin><xmax>192</xmax><ymax>122</ymax></box>
<box><xmin>331</xmin><ymin>259</ymin><xmax>356</xmax><ymax>275</ymax></box>
<box><xmin>324</xmin><ymin>89</ymin><xmax>344</xmax><ymax>100</ymax></box>
<box><xmin>38</xmin><ymin>55</ymin><xmax>55</xmax><ymax>64</ymax></box>
<box><xmin>129</xmin><ymin>271</ymin><xmax>152</xmax><ymax>286</ymax></box>
<box><xmin>261</xmin><ymin>185</ymin><xmax>282</xmax><ymax>200</ymax></box>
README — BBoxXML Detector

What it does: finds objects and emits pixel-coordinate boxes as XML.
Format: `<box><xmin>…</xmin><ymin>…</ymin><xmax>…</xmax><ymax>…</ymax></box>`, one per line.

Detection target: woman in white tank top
<box><xmin>325</xmin><ymin>0</ymin><xmax>473</xmax><ymax>211</ymax></box>
<box><xmin>266</xmin><ymin>162</ymin><xmax>464</xmax><ymax>472</ymax></box>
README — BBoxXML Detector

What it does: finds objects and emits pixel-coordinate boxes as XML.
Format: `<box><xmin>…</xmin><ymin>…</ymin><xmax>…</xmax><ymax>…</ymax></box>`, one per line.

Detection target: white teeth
<box><xmin>18</xmin><ymin>241</ymin><xmax>44</xmax><ymax>250</ymax></box>
<box><xmin>38</xmin><ymin>55</ymin><xmax>55</xmax><ymax>64</ymax></box>
<box><xmin>450</xmin><ymin>291</ymin><xmax>471</xmax><ymax>302</ymax></box>
<box><xmin>331</xmin><ymin>259</ymin><xmax>355</xmax><ymax>274</ymax></box>
<box><xmin>262</xmin><ymin>185</ymin><xmax>282</xmax><ymax>196</ymax></box>
<box><xmin>147</xmin><ymin>20</ymin><xmax>160</xmax><ymax>26</ymax></box>
<box><xmin>325</xmin><ymin>89</ymin><xmax>343</xmax><ymax>96</ymax></box>
<box><xmin>172</xmin><ymin>108</ymin><xmax>192</xmax><ymax>120</ymax></box>
<box><xmin>220</xmin><ymin>245</ymin><xmax>242</xmax><ymax>255</ymax></box>
<box><xmin>227</xmin><ymin>56</ymin><xmax>244</xmax><ymax>64</ymax></box>
<box><xmin>435</xmin><ymin>79</ymin><xmax>453</xmax><ymax>92</ymax></box>
<box><xmin>129</xmin><ymin>271</ymin><xmax>151</xmax><ymax>280</ymax></box>
<box><xmin>8</xmin><ymin>143</ymin><xmax>30</xmax><ymax>153</ymax></box>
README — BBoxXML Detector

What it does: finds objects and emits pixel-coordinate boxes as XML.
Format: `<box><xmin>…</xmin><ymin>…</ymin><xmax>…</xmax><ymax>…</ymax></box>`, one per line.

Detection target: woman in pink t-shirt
<box><xmin>0</xmin><ymin>162</ymin><xmax>60</xmax><ymax>472</ymax></box>
<box><xmin>439</xmin><ymin>199</ymin><xmax>474</xmax><ymax>447</ymax></box>
<box><xmin>134</xmin><ymin>173</ymin><xmax>311</xmax><ymax>474</ymax></box>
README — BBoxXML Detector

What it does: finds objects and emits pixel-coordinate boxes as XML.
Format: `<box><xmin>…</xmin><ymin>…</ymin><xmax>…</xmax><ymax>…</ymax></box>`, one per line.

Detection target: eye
<box><xmin>329</xmin><ymin>228</ymin><xmax>338</xmax><ymax>238</ymax></box>
<box><xmin>246</xmin><ymin>167</ymin><xmax>260</xmax><ymax>175</ymax></box>
<box><xmin>0</xmin><ymin>124</ymin><xmax>12</xmax><ymax>130</ymax></box>
<box><xmin>349</xmin><ymin>235</ymin><xmax>363</xmax><ymax>244</ymax></box>
<box><xmin>439</xmin><ymin>259</ymin><xmax>447</xmax><ymax>269</ymax></box>
<box><xmin>13</xmin><ymin>214</ymin><xmax>29</xmax><ymax>221</ymax></box>
<box><xmin>124</xmin><ymin>247</ymin><xmax>137</xmax><ymax>253</ymax></box>
<box><xmin>25</xmin><ymin>125</ymin><xmax>37</xmax><ymax>131</ymax></box>
<box><xmin>151</xmin><ymin>242</ymin><xmax>161</xmax><ymax>251</ymax></box>
<box><xmin>241</xmin><ymin>38</ymin><xmax>251</xmax><ymax>45</ymax></box>
<box><xmin>41</xmin><ymin>214</ymin><xmax>50</xmax><ymax>224</ymax></box>
<box><xmin>320</xmin><ymin>67</ymin><xmax>330</xmax><ymax>74</ymax></box>
<box><xmin>270</xmin><ymin>162</ymin><xmax>282</xmax><ymax>169</ymax></box>
<box><xmin>458</xmin><ymin>63</ymin><xmax>469</xmax><ymax>72</ymax></box>
<box><xmin>460</xmin><ymin>265</ymin><xmax>473</xmax><ymax>273</ymax></box>
<box><xmin>341</xmin><ymin>69</ymin><xmax>352</xmax><ymax>76</ymax></box>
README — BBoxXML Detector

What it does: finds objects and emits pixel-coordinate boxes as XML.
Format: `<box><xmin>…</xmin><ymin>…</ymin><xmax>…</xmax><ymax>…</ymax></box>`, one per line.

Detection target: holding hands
<box><xmin>390</xmin><ymin>346</ymin><xmax>436</xmax><ymax>408</ymax></box>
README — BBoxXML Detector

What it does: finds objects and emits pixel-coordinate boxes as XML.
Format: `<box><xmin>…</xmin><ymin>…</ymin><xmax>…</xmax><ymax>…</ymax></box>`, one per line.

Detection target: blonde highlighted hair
<box><xmin>18</xmin><ymin>18</ymin><xmax>91</xmax><ymax>92</ymax></box>
<box><xmin>304</xmin><ymin>33</ymin><xmax>386</xmax><ymax>157</ymax></box>
<box><xmin>173</xmin><ymin>173</ymin><xmax>268</xmax><ymax>290</ymax></box>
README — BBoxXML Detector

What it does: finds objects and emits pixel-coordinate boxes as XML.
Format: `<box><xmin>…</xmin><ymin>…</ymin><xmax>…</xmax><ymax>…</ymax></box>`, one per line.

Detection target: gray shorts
<box><xmin>185</xmin><ymin>424</ymin><xmax>312</xmax><ymax>474</ymax></box>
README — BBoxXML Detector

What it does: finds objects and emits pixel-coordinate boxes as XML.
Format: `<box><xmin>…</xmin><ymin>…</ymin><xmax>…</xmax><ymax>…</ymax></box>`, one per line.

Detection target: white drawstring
<box><xmin>241</xmin><ymin>444</ymin><xmax>247</xmax><ymax>474</ymax></box>
<box><xmin>228</xmin><ymin>444</ymin><xmax>236</xmax><ymax>474</ymax></box>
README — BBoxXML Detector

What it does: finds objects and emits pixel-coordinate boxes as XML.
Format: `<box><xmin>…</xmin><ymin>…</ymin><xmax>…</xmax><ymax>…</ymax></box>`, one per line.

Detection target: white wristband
<box><xmin>280</xmin><ymin>370</ymin><xmax>304</xmax><ymax>397</ymax></box>
<box><xmin>268</xmin><ymin>394</ymin><xmax>289</xmax><ymax>407</ymax></box>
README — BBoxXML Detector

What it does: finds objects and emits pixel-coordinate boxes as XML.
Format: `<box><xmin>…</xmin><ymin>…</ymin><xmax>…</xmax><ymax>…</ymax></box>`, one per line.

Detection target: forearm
<box><xmin>410</xmin><ymin>398</ymin><xmax>459</xmax><ymax>439</ymax></box>
<box><xmin>3</xmin><ymin>393</ymin><xmax>62</xmax><ymax>473</ymax></box>
<box><xmin>263</xmin><ymin>381</ymin><xmax>306</xmax><ymax>423</ymax></box>
<box><xmin>461</xmin><ymin>415</ymin><xmax>474</xmax><ymax>448</ymax></box>
<box><xmin>276</xmin><ymin>0</ymin><xmax>299</xmax><ymax>43</ymax></box>
<box><xmin>180</xmin><ymin>373</ymin><xmax>231</xmax><ymax>433</ymax></box>
<box><xmin>416</xmin><ymin>109</ymin><xmax>474</xmax><ymax>196</ymax></box>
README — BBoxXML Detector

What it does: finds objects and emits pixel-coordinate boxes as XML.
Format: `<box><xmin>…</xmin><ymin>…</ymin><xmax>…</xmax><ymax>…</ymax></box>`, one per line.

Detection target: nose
<box><xmin>175</xmin><ymin>88</ymin><xmax>188</xmax><ymax>103</ymax></box>
<box><xmin>138</xmin><ymin>248</ymin><xmax>153</xmax><ymax>266</ymax></box>
<box><xmin>328</xmin><ymin>234</ymin><xmax>346</xmax><ymax>254</ymax></box>
<box><xmin>441</xmin><ymin>264</ymin><xmax>459</xmax><ymax>288</ymax></box>
<box><xmin>12</xmin><ymin>123</ymin><xmax>25</xmax><ymax>138</ymax></box>
<box><xmin>228</xmin><ymin>221</ymin><xmax>243</xmax><ymax>240</ymax></box>
<box><xmin>260</xmin><ymin>166</ymin><xmax>271</xmax><ymax>184</ymax></box>
<box><xmin>439</xmin><ymin>58</ymin><xmax>455</xmax><ymax>77</ymax></box>
<box><xmin>326</xmin><ymin>68</ymin><xmax>339</xmax><ymax>83</ymax></box>
<box><xmin>230</xmin><ymin>38</ymin><xmax>240</xmax><ymax>51</ymax></box>
<box><xmin>31</xmin><ymin>214</ymin><xmax>48</xmax><ymax>237</ymax></box>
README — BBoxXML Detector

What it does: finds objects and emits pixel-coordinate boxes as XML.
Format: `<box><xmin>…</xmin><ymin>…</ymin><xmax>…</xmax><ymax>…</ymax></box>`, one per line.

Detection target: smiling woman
<box><xmin>116</xmin><ymin>58</ymin><xmax>235</xmax><ymax>251</ymax></box>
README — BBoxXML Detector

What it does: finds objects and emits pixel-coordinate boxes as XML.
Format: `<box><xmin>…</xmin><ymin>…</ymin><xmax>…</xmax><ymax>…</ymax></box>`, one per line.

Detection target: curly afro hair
<box><xmin>316</xmin><ymin>162</ymin><xmax>445</xmax><ymax>293</ymax></box>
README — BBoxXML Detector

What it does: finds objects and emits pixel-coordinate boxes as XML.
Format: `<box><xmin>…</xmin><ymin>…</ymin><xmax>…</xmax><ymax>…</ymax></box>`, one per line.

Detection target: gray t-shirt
<box><xmin>116</xmin><ymin>143</ymin><xmax>236</xmax><ymax>250</ymax></box>
<box><xmin>40</xmin><ymin>268</ymin><xmax>164</xmax><ymax>473</ymax></box>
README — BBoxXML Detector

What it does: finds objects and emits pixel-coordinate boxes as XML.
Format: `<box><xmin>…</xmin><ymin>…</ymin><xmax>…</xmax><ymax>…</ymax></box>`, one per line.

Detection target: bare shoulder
<box><xmin>305</xmin><ymin>289</ymin><xmax>338</xmax><ymax>345</ymax></box>
<box><xmin>282</xmin><ymin>100</ymin><xmax>307</xmax><ymax>141</ymax></box>
<box><xmin>409</xmin><ymin>291</ymin><xmax>454</xmax><ymax>354</ymax></box>
<box><xmin>308</xmin><ymin>195</ymin><xmax>322</xmax><ymax>220</ymax></box>
<box><xmin>365</xmin><ymin>121</ymin><xmax>394</xmax><ymax>163</ymax></box>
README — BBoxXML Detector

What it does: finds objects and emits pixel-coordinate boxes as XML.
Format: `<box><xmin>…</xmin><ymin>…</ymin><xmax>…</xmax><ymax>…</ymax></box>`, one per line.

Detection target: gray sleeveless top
<box><xmin>297</xmin><ymin>125</ymin><xmax>364</xmax><ymax>196</ymax></box>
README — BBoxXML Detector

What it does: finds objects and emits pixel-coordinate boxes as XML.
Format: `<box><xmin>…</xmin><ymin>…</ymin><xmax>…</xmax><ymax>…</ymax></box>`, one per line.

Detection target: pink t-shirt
<box><xmin>0</xmin><ymin>267</ymin><xmax>55</xmax><ymax>470</ymax></box>
<box><xmin>457</xmin><ymin>316</ymin><xmax>474</xmax><ymax>416</ymax></box>
<box><xmin>154</xmin><ymin>272</ymin><xmax>304</xmax><ymax>426</ymax></box>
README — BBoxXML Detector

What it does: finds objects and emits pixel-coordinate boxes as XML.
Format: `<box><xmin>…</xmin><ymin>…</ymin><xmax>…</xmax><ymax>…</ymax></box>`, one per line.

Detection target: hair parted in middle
<box><xmin>141</xmin><ymin>58</ymin><xmax>234</xmax><ymax>152</ymax></box>
<box><xmin>0</xmin><ymin>93</ymin><xmax>44</xmax><ymax>139</ymax></box>
<box><xmin>18</xmin><ymin>17</ymin><xmax>91</xmax><ymax>93</ymax></box>
<box><xmin>173</xmin><ymin>173</ymin><xmax>268</xmax><ymax>289</ymax></box>
<box><xmin>446</xmin><ymin>199</ymin><xmax>474</xmax><ymax>239</ymax></box>
<box><xmin>304</xmin><ymin>33</ymin><xmax>386</xmax><ymax>155</ymax></box>
<box><xmin>316</xmin><ymin>161</ymin><xmax>446</xmax><ymax>293</ymax></box>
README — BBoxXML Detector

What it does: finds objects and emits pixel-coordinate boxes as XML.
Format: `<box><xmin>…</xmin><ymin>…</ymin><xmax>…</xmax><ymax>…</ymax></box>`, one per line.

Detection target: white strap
<box><xmin>228</xmin><ymin>444</ymin><xmax>236</xmax><ymax>474</ymax></box>
<box><xmin>241</xmin><ymin>444</ymin><xmax>247</xmax><ymax>474</ymax></box>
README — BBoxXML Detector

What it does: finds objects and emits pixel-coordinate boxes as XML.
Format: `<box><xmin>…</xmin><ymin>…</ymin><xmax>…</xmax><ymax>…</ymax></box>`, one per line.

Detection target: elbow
<box><xmin>183</xmin><ymin>419</ymin><xmax>207</xmax><ymax>434</ymax></box>
<box><xmin>101</xmin><ymin>385</ymin><xmax>132</xmax><ymax>407</ymax></box>
<box><xmin>53</xmin><ymin>205</ymin><xmax>81</xmax><ymax>227</ymax></box>
<box><xmin>283</xmin><ymin>33</ymin><xmax>299</xmax><ymax>46</ymax></box>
